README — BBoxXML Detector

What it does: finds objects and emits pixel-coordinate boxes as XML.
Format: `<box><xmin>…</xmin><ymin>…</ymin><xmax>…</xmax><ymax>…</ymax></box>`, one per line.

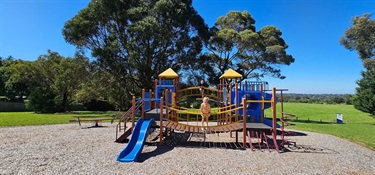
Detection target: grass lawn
<box><xmin>1</xmin><ymin>103</ymin><xmax>374</xmax><ymax>150</ymax></box>
<box><xmin>0</xmin><ymin>111</ymin><xmax>122</xmax><ymax>127</ymax></box>
<box><xmin>265</xmin><ymin>103</ymin><xmax>375</xmax><ymax>150</ymax></box>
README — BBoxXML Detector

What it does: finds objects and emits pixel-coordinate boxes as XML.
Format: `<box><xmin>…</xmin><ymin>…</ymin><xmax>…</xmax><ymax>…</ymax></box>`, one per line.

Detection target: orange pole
<box><xmin>159</xmin><ymin>97</ymin><xmax>164</xmax><ymax>145</ymax></box>
<box><xmin>242</xmin><ymin>97</ymin><xmax>247</xmax><ymax>148</ymax></box>
<box><xmin>132</xmin><ymin>96</ymin><xmax>135</xmax><ymax>130</ymax></box>
<box><xmin>142</xmin><ymin>89</ymin><xmax>145</xmax><ymax>120</ymax></box>
<box><xmin>272</xmin><ymin>87</ymin><xmax>277</xmax><ymax>136</ymax></box>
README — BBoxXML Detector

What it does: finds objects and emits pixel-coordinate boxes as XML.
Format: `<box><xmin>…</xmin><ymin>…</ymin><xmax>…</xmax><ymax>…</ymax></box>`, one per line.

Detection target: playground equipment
<box><xmin>117</xmin><ymin>118</ymin><xmax>154</xmax><ymax>162</ymax></box>
<box><xmin>69</xmin><ymin>116</ymin><xmax>117</xmax><ymax>127</ymax></box>
<box><xmin>116</xmin><ymin>68</ymin><xmax>296</xmax><ymax>162</ymax></box>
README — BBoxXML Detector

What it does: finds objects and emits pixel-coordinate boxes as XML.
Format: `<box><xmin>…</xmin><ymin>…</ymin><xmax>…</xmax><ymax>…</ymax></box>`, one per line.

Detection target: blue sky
<box><xmin>1</xmin><ymin>0</ymin><xmax>374</xmax><ymax>94</ymax></box>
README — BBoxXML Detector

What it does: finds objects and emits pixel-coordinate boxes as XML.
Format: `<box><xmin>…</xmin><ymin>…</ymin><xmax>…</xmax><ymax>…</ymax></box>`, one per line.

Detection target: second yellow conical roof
<box><xmin>158</xmin><ymin>68</ymin><xmax>179</xmax><ymax>78</ymax></box>
<box><xmin>219</xmin><ymin>68</ymin><xmax>242</xmax><ymax>79</ymax></box>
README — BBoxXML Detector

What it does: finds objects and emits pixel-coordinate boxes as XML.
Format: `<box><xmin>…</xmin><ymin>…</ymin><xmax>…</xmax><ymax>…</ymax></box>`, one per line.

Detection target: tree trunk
<box><xmin>59</xmin><ymin>92</ymin><xmax>68</xmax><ymax>112</ymax></box>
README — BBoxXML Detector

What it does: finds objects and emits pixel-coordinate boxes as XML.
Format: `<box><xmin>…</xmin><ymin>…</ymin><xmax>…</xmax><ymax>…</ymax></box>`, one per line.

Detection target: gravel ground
<box><xmin>0</xmin><ymin>123</ymin><xmax>374</xmax><ymax>175</ymax></box>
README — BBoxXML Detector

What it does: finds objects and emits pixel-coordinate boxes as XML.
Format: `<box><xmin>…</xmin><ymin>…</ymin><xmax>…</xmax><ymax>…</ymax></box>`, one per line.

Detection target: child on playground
<box><xmin>200</xmin><ymin>97</ymin><xmax>211</xmax><ymax>130</ymax></box>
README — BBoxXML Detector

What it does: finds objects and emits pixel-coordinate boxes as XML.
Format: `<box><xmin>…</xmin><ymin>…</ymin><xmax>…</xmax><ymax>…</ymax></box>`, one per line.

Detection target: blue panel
<box><xmin>223</xmin><ymin>87</ymin><xmax>227</xmax><ymax>103</ymax></box>
<box><xmin>232</xmin><ymin>90</ymin><xmax>275</xmax><ymax>121</ymax></box>
<box><xmin>156</xmin><ymin>85</ymin><xmax>174</xmax><ymax>105</ymax></box>
<box><xmin>263</xmin><ymin>118</ymin><xmax>280</xmax><ymax>128</ymax></box>
<box><xmin>144</xmin><ymin>92</ymin><xmax>151</xmax><ymax>111</ymax></box>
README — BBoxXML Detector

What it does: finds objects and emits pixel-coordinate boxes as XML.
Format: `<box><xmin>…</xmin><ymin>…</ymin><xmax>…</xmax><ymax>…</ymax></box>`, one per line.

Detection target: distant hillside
<box><xmin>280</xmin><ymin>93</ymin><xmax>353</xmax><ymax>104</ymax></box>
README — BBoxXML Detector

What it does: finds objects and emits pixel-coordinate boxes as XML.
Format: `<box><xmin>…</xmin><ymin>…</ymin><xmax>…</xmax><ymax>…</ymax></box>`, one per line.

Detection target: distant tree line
<box><xmin>281</xmin><ymin>94</ymin><xmax>352</xmax><ymax>105</ymax></box>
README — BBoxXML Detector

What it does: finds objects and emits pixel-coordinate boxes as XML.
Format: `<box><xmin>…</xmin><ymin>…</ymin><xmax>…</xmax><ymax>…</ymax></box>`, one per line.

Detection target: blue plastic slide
<box><xmin>117</xmin><ymin>118</ymin><xmax>154</xmax><ymax>162</ymax></box>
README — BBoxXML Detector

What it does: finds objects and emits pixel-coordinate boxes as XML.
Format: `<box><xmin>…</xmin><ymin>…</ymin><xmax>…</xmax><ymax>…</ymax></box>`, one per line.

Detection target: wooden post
<box><xmin>280</xmin><ymin>90</ymin><xmax>284</xmax><ymax>118</ymax></box>
<box><xmin>229</xmin><ymin>82</ymin><xmax>232</xmax><ymax>123</ymax></box>
<box><xmin>149</xmin><ymin>89</ymin><xmax>152</xmax><ymax>110</ymax></box>
<box><xmin>172</xmin><ymin>93</ymin><xmax>176</xmax><ymax>121</ymax></box>
<box><xmin>235</xmin><ymin>83</ymin><xmax>239</xmax><ymax>118</ymax></box>
<box><xmin>154</xmin><ymin>79</ymin><xmax>158</xmax><ymax>109</ymax></box>
<box><xmin>171</xmin><ymin>93</ymin><xmax>175</xmax><ymax>107</ymax></box>
<box><xmin>159</xmin><ymin>97</ymin><xmax>164</xmax><ymax>145</ymax></box>
<box><xmin>272</xmin><ymin>87</ymin><xmax>277</xmax><ymax>136</ymax></box>
<box><xmin>242</xmin><ymin>98</ymin><xmax>247</xmax><ymax>148</ymax></box>
<box><xmin>165</xmin><ymin>89</ymin><xmax>169</xmax><ymax>120</ymax></box>
<box><xmin>132</xmin><ymin>96</ymin><xmax>135</xmax><ymax>130</ymax></box>
<box><xmin>142</xmin><ymin>89</ymin><xmax>145</xmax><ymax>120</ymax></box>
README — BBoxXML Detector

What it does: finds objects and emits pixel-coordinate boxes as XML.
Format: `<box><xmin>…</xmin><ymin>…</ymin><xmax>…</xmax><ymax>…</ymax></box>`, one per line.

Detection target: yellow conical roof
<box><xmin>158</xmin><ymin>68</ymin><xmax>179</xmax><ymax>78</ymax></box>
<box><xmin>219</xmin><ymin>68</ymin><xmax>242</xmax><ymax>79</ymax></box>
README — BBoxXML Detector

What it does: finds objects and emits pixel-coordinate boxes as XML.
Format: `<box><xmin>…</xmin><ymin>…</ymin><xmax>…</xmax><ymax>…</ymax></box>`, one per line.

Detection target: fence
<box><xmin>0</xmin><ymin>101</ymin><xmax>26</xmax><ymax>112</ymax></box>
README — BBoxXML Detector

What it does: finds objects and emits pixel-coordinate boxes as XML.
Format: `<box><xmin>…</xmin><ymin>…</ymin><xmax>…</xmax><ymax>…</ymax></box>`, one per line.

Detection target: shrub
<box><xmin>83</xmin><ymin>100</ymin><xmax>115</xmax><ymax>111</ymax></box>
<box><xmin>26</xmin><ymin>87</ymin><xmax>57</xmax><ymax>113</ymax></box>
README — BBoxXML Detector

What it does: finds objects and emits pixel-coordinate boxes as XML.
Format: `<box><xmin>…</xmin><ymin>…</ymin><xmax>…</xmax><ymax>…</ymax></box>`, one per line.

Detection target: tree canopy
<box><xmin>351</xmin><ymin>70</ymin><xmax>375</xmax><ymax>116</ymax></box>
<box><xmin>63</xmin><ymin>0</ymin><xmax>209</xmax><ymax>95</ymax></box>
<box><xmin>5</xmin><ymin>50</ymin><xmax>90</xmax><ymax>112</ymax></box>
<box><xmin>0</xmin><ymin>56</ymin><xmax>32</xmax><ymax>102</ymax></box>
<box><xmin>341</xmin><ymin>13</ymin><xmax>375</xmax><ymax>116</ymax></box>
<box><xmin>340</xmin><ymin>14</ymin><xmax>375</xmax><ymax>71</ymax></box>
<box><xmin>200</xmin><ymin>11</ymin><xmax>295</xmax><ymax>85</ymax></box>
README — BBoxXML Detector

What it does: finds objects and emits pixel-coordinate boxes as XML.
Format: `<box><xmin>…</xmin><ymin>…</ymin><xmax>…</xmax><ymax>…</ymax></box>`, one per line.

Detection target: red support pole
<box><xmin>272</xmin><ymin>87</ymin><xmax>277</xmax><ymax>136</ymax></box>
<box><xmin>154</xmin><ymin>79</ymin><xmax>158</xmax><ymax>109</ymax></box>
<box><xmin>260</xmin><ymin>84</ymin><xmax>264</xmax><ymax>123</ymax></box>
<box><xmin>149</xmin><ymin>89</ymin><xmax>152</xmax><ymax>110</ymax></box>
<box><xmin>132</xmin><ymin>96</ymin><xmax>135</xmax><ymax>130</ymax></box>
<box><xmin>229</xmin><ymin>82</ymin><xmax>232</xmax><ymax>123</ymax></box>
<box><xmin>235</xmin><ymin>83</ymin><xmax>239</xmax><ymax>107</ymax></box>
<box><xmin>165</xmin><ymin>89</ymin><xmax>169</xmax><ymax>120</ymax></box>
<box><xmin>280</xmin><ymin>90</ymin><xmax>285</xmax><ymax>146</ymax></box>
<box><xmin>248</xmin><ymin>131</ymin><xmax>253</xmax><ymax>151</ymax></box>
<box><xmin>159</xmin><ymin>97</ymin><xmax>164</xmax><ymax>145</ymax></box>
<box><xmin>142</xmin><ymin>89</ymin><xmax>145</xmax><ymax>120</ymax></box>
<box><xmin>235</xmin><ymin>83</ymin><xmax>239</xmax><ymax>119</ymax></box>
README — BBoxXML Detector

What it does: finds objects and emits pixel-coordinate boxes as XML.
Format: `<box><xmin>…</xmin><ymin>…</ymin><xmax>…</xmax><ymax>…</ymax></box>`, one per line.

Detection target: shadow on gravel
<box><xmin>139</xmin><ymin>131</ymin><xmax>329</xmax><ymax>159</ymax></box>
<box><xmin>279</xmin><ymin>130</ymin><xmax>308</xmax><ymax>137</ymax></box>
<box><xmin>160</xmin><ymin>132</ymin><xmax>247</xmax><ymax>150</ymax></box>
<box><xmin>283</xmin><ymin>145</ymin><xmax>340</xmax><ymax>154</ymax></box>
<box><xmin>138</xmin><ymin>145</ymin><xmax>174</xmax><ymax>162</ymax></box>
<box><xmin>86</xmin><ymin>126</ymin><xmax>109</xmax><ymax>129</ymax></box>
<box><xmin>290</xmin><ymin>120</ymin><xmax>337</xmax><ymax>124</ymax></box>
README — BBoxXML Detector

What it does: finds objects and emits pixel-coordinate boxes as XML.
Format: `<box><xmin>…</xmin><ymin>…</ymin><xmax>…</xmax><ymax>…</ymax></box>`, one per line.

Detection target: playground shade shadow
<box><xmin>137</xmin><ymin>145</ymin><xmax>174</xmax><ymax>162</ymax></box>
<box><xmin>160</xmin><ymin>132</ymin><xmax>247</xmax><ymax>150</ymax></box>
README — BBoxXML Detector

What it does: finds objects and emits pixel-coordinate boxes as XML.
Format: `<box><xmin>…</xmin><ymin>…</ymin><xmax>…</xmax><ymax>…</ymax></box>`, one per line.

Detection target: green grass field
<box><xmin>1</xmin><ymin>103</ymin><xmax>374</xmax><ymax>150</ymax></box>
<box><xmin>265</xmin><ymin>103</ymin><xmax>375</xmax><ymax>150</ymax></box>
<box><xmin>0</xmin><ymin>111</ymin><xmax>121</xmax><ymax>127</ymax></box>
